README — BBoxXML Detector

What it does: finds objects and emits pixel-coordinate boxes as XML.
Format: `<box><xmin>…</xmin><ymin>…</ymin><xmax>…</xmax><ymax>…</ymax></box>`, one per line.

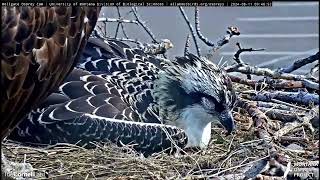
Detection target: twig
<box><xmin>243</xmin><ymin>91</ymin><xmax>319</xmax><ymax>106</ymax></box>
<box><xmin>270</xmin><ymin>99</ymin><xmax>310</xmax><ymax>111</ymax></box>
<box><xmin>302</xmin><ymin>79</ymin><xmax>320</xmax><ymax>90</ymax></box>
<box><xmin>44</xmin><ymin>143</ymin><xmax>88</xmax><ymax>151</ymax></box>
<box><xmin>273</xmin><ymin>106</ymin><xmax>319</xmax><ymax>138</ymax></box>
<box><xmin>225</xmin><ymin>63</ymin><xmax>314</xmax><ymax>81</ymax></box>
<box><xmin>194</xmin><ymin>7</ymin><xmax>240</xmax><ymax>52</ymax></box>
<box><xmin>214</xmin><ymin>26</ymin><xmax>240</xmax><ymax>52</ymax></box>
<box><xmin>229</xmin><ymin>74</ymin><xmax>319</xmax><ymax>90</ymax></box>
<box><xmin>194</xmin><ymin>7</ymin><xmax>215</xmax><ymax>46</ymax></box>
<box><xmin>307</xmin><ymin>62</ymin><xmax>319</xmax><ymax>80</ymax></box>
<box><xmin>97</xmin><ymin>12</ymin><xmax>108</xmax><ymax>38</ymax></box>
<box><xmin>184</xmin><ymin>34</ymin><xmax>191</xmax><ymax>56</ymax></box>
<box><xmin>279</xmin><ymin>136</ymin><xmax>309</xmax><ymax>143</ymax></box>
<box><xmin>264</xmin><ymin>78</ymin><xmax>319</xmax><ymax>90</ymax></box>
<box><xmin>279</xmin><ymin>52</ymin><xmax>319</xmax><ymax>73</ymax></box>
<box><xmin>273</xmin><ymin>121</ymin><xmax>303</xmax><ymax>140</ymax></box>
<box><xmin>208</xmin><ymin>155</ymin><xmax>269</xmax><ymax>177</ymax></box>
<box><xmin>131</xmin><ymin>7</ymin><xmax>158</xmax><ymax>43</ymax></box>
<box><xmin>178</xmin><ymin>6</ymin><xmax>201</xmax><ymax>56</ymax></box>
<box><xmin>255</xmin><ymin>101</ymin><xmax>305</xmax><ymax>112</ymax></box>
<box><xmin>97</xmin><ymin>17</ymin><xmax>138</xmax><ymax>24</ymax></box>
<box><xmin>233</xmin><ymin>42</ymin><xmax>265</xmax><ymax>65</ymax></box>
<box><xmin>49</xmin><ymin>167</ymin><xmax>97</xmax><ymax>179</ymax></box>
<box><xmin>216</xmin><ymin>135</ymin><xmax>237</xmax><ymax>173</ymax></box>
<box><xmin>119</xmin><ymin>8</ymin><xmax>130</xmax><ymax>39</ymax></box>
<box><xmin>229</xmin><ymin>74</ymin><xmax>262</xmax><ymax>88</ymax></box>
<box><xmin>114</xmin><ymin>22</ymin><xmax>121</xmax><ymax>38</ymax></box>
<box><xmin>234</xmin><ymin>99</ymin><xmax>308</xmax><ymax>122</ymax></box>
<box><xmin>115</xmin><ymin>7</ymin><xmax>121</xmax><ymax>38</ymax></box>
<box><xmin>258</xmin><ymin>107</ymin><xmax>303</xmax><ymax>122</ymax></box>
<box><xmin>94</xmin><ymin>24</ymin><xmax>107</xmax><ymax>38</ymax></box>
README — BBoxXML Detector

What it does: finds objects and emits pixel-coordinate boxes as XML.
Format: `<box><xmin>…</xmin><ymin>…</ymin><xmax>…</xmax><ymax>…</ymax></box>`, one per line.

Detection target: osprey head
<box><xmin>154</xmin><ymin>54</ymin><xmax>236</xmax><ymax>147</ymax></box>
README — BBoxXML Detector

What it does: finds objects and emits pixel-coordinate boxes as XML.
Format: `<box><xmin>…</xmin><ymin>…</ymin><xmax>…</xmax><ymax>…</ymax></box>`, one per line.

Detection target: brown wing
<box><xmin>0</xmin><ymin>7</ymin><xmax>101</xmax><ymax>140</ymax></box>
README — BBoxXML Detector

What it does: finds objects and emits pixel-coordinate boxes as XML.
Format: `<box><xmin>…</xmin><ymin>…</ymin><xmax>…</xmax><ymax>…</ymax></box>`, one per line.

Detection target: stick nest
<box><xmin>2</xmin><ymin>83</ymin><xmax>318</xmax><ymax>180</ymax></box>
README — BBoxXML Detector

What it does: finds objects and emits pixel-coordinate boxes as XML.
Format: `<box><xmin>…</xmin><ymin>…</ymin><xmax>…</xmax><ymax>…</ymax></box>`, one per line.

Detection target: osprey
<box><xmin>0</xmin><ymin>7</ymin><xmax>100</xmax><ymax>140</ymax></box>
<box><xmin>9</xmin><ymin>36</ymin><xmax>236</xmax><ymax>154</ymax></box>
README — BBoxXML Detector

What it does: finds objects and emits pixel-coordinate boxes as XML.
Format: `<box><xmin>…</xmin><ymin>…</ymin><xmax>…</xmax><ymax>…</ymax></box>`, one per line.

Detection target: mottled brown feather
<box><xmin>0</xmin><ymin>7</ymin><xmax>101</xmax><ymax>140</ymax></box>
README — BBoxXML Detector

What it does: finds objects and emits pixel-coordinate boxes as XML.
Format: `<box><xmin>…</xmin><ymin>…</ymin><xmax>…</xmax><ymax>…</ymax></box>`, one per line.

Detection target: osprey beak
<box><xmin>219</xmin><ymin>110</ymin><xmax>236</xmax><ymax>135</ymax></box>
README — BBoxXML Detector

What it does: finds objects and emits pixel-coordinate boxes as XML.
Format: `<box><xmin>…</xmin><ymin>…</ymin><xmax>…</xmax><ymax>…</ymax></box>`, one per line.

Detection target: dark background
<box><xmin>101</xmin><ymin>1</ymin><xmax>319</xmax><ymax>74</ymax></box>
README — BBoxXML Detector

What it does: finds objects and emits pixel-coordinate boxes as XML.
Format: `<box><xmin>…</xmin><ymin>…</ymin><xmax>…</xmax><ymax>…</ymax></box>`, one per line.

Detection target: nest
<box><xmin>2</xmin><ymin>83</ymin><xmax>319</xmax><ymax>180</ymax></box>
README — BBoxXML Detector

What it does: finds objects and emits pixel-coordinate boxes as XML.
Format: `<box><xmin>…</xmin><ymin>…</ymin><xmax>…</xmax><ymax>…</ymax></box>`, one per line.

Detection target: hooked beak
<box><xmin>219</xmin><ymin>110</ymin><xmax>236</xmax><ymax>135</ymax></box>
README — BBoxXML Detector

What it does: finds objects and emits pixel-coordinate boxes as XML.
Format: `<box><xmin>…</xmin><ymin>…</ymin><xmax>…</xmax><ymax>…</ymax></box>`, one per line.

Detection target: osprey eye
<box><xmin>200</xmin><ymin>95</ymin><xmax>225</xmax><ymax>113</ymax></box>
<box><xmin>201</xmin><ymin>97</ymin><xmax>215</xmax><ymax>110</ymax></box>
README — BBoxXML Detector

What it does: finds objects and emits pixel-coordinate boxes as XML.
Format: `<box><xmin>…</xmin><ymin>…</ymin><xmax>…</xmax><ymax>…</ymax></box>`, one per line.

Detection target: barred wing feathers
<box><xmin>9</xmin><ymin>37</ymin><xmax>188</xmax><ymax>154</ymax></box>
<box><xmin>10</xmin><ymin>68</ymin><xmax>187</xmax><ymax>154</ymax></box>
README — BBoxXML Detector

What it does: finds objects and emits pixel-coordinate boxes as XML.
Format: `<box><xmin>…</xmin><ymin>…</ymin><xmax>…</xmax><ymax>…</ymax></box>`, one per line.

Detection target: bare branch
<box><xmin>95</xmin><ymin>26</ymin><xmax>104</xmax><ymax>37</ymax></box>
<box><xmin>178</xmin><ymin>6</ymin><xmax>201</xmax><ymax>56</ymax></box>
<box><xmin>114</xmin><ymin>7</ymin><xmax>129</xmax><ymax>39</ymax></box>
<box><xmin>92</xmin><ymin>28</ymin><xmax>104</xmax><ymax>39</ymax></box>
<box><xmin>114</xmin><ymin>7</ymin><xmax>121</xmax><ymax>38</ymax></box>
<box><xmin>242</xmin><ymin>91</ymin><xmax>319</xmax><ymax>106</ymax></box>
<box><xmin>131</xmin><ymin>7</ymin><xmax>158</xmax><ymax>43</ymax></box>
<box><xmin>255</xmin><ymin>101</ymin><xmax>306</xmax><ymax>112</ymax></box>
<box><xmin>225</xmin><ymin>63</ymin><xmax>313</xmax><ymax>81</ymax></box>
<box><xmin>214</xmin><ymin>26</ymin><xmax>241</xmax><ymax>51</ymax></box>
<box><xmin>225</xmin><ymin>43</ymin><xmax>318</xmax><ymax>92</ymax></box>
<box><xmin>184</xmin><ymin>34</ymin><xmax>191</xmax><ymax>56</ymax></box>
<box><xmin>273</xmin><ymin>106</ymin><xmax>319</xmax><ymax>138</ymax></box>
<box><xmin>279</xmin><ymin>52</ymin><xmax>319</xmax><ymax>73</ymax></box>
<box><xmin>302</xmin><ymin>79</ymin><xmax>319</xmax><ymax>90</ymax></box>
<box><xmin>194</xmin><ymin>7</ymin><xmax>215</xmax><ymax>46</ymax></box>
<box><xmin>94</xmin><ymin>13</ymin><xmax>108</xmax><ymax>38</ymax></box>
<box><xmin>229</xmin><ymin>74</ymin><xmax>261</xmax><ymax>87</ymax></box>
<box><xmin>263</xmin><ymin>77</ymin><xmax>319</xmax><ymax>91</ymax></box>
<box><xmin>194</xmin><ymin>7</ymin><xmax>240</xmax><ymax>53</ymax></box>
<box><xmin>120</xmin><ymin>8</ymin><xmax>130</xmax><ymax>39</ymax></box>
<box><xmin>98</xmin><ymin>17</ymin><xmax>138</xmax><ymax>24</ymax></box>
<box><xmin>309</xmin><ymin>62</ymin><xmax>319</xmax><ymax>76</ymax></box>
<box><xmin>306</xmin><ymin>62</ymin><xmax>319</xmax><ymax>82</ymax></box>
<box><xmin>279</xmin><ymin>136</ymin><xmax>309</xmax><ymax>143</ymax></box>
<box><xmin>230</xmin><ymin>43</ymin><xmax>265</xmax><ymax>79</ymax></box>
<box><xmin>229</xmin><ymin>75</ymin><xmax>319</xmax><ymax>90</ymax></box>
<box><xmin>270</xmin><ymin>99</ymin><xmax>310</xmax><ymax>111</ymax></box>
<box><xmin>233</xmin><ymin>42</ymin><xmax>265</xmax><ymax>65</ymax></box>
<box><xmin>258</xmin><ymin>107</ymin><xmax>303</xmax><ymax>122</ymax></box>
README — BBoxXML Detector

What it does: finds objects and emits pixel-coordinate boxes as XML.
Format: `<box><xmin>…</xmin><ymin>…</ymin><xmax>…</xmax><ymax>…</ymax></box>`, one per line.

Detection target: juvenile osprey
<box><xmin>0</xmin><ymin>7</ymin><xmax>100</xmax><ymax>140</ymax></box>
<box><xmin>9</xmin><ymin>36</ymin><xmax>236</xmax><ymax>154</ymax></box>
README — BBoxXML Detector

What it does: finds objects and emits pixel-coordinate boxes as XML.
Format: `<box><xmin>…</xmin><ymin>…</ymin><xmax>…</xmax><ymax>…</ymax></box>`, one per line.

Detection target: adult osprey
<box><xmin>1</xmin><ymin>7</ymin><xmax>101</xmax><ymax>140</ymax></box>
<box><xmin>9</xmin><ymin>36</ymin><xmax>236</xmax><ymax>154</ymax></box>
